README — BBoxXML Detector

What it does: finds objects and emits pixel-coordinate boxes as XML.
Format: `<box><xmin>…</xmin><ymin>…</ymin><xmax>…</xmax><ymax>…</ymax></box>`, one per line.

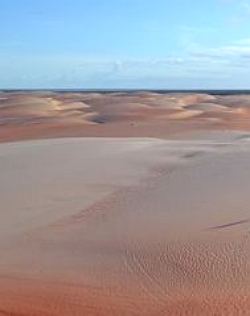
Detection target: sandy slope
<box><xmin>1</xmin><ymin>134</ymin><xmax>250</xmax><ymax>315</ymax></box>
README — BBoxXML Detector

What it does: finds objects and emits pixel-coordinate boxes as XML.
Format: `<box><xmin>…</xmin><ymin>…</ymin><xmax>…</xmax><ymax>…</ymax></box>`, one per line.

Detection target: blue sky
<box><xmin>1</xmin><ymin>0</ymin><xmax>250</xmax><ymax>89</ymax></box>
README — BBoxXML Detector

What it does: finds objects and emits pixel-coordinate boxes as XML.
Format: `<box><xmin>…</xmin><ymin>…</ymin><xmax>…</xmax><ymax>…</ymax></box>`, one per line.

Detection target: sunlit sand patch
<box><xmin>168</xmin><ymin>109</ymin><xmax>203</xmax><ymax>119</ymax></box>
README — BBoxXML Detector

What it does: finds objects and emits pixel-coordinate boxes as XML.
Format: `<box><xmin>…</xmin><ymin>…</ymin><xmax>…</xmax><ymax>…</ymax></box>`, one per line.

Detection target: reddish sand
<box><xmin>1</xmin><ymin>91</ymin><xmax>250</xmax><ymax>143</ymax></box>
<box><xmin>1</xmin><ymin>92</ymin><xmax>250</xmax><ymax>315</ymax></box>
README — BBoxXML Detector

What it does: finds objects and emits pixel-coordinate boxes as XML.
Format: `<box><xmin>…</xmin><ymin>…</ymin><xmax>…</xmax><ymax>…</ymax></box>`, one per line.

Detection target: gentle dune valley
<box><xmin>0</xmin><ymin>91</ymin><xmax>250</xmax><ymax>315</ymax></box>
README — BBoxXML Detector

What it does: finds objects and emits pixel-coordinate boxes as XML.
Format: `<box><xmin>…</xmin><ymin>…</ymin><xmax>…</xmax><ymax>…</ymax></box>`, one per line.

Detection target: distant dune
<box><xmin>1</xmin><ymin>91</ymin><xmax>250</xmax><ymax>142</ymax></box>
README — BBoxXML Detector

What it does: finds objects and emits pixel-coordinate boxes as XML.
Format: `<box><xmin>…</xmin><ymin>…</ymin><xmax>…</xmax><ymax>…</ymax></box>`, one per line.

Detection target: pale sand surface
<box><xmin>1</xmin><ymin>134</ymin><xmax>250</xmax><ymax>315</ymax></box>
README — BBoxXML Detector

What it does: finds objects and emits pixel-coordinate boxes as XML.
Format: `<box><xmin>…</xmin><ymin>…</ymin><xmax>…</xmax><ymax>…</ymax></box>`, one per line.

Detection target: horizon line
<box><xmin>2</xmin><ymin>88</ymin><xmax>250</xmax><ymax>95</ymax></box>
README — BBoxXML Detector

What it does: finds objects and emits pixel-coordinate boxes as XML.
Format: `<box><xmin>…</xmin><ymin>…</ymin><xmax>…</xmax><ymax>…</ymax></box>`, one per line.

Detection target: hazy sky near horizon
<box><xmin>1</xmin><ymin>0</ymin><xmax>250</xmax><ymax>89</ymax></box>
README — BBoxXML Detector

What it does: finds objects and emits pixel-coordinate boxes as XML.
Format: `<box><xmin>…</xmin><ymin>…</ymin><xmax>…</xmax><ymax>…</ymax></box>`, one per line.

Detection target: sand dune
<box><xmin>1</xmin><ymin>133</ymin><xmax>250</xmax><ymax>315</ymax></box>
<box><xmin>2</xmin><ymin>92</ymin><xmax>250</xmax><ymax>315</ymax></box>
<box><xmin>1</xmin><ymin>92</ymin><xmax>250</xmax><ymax>142</ymax></box>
